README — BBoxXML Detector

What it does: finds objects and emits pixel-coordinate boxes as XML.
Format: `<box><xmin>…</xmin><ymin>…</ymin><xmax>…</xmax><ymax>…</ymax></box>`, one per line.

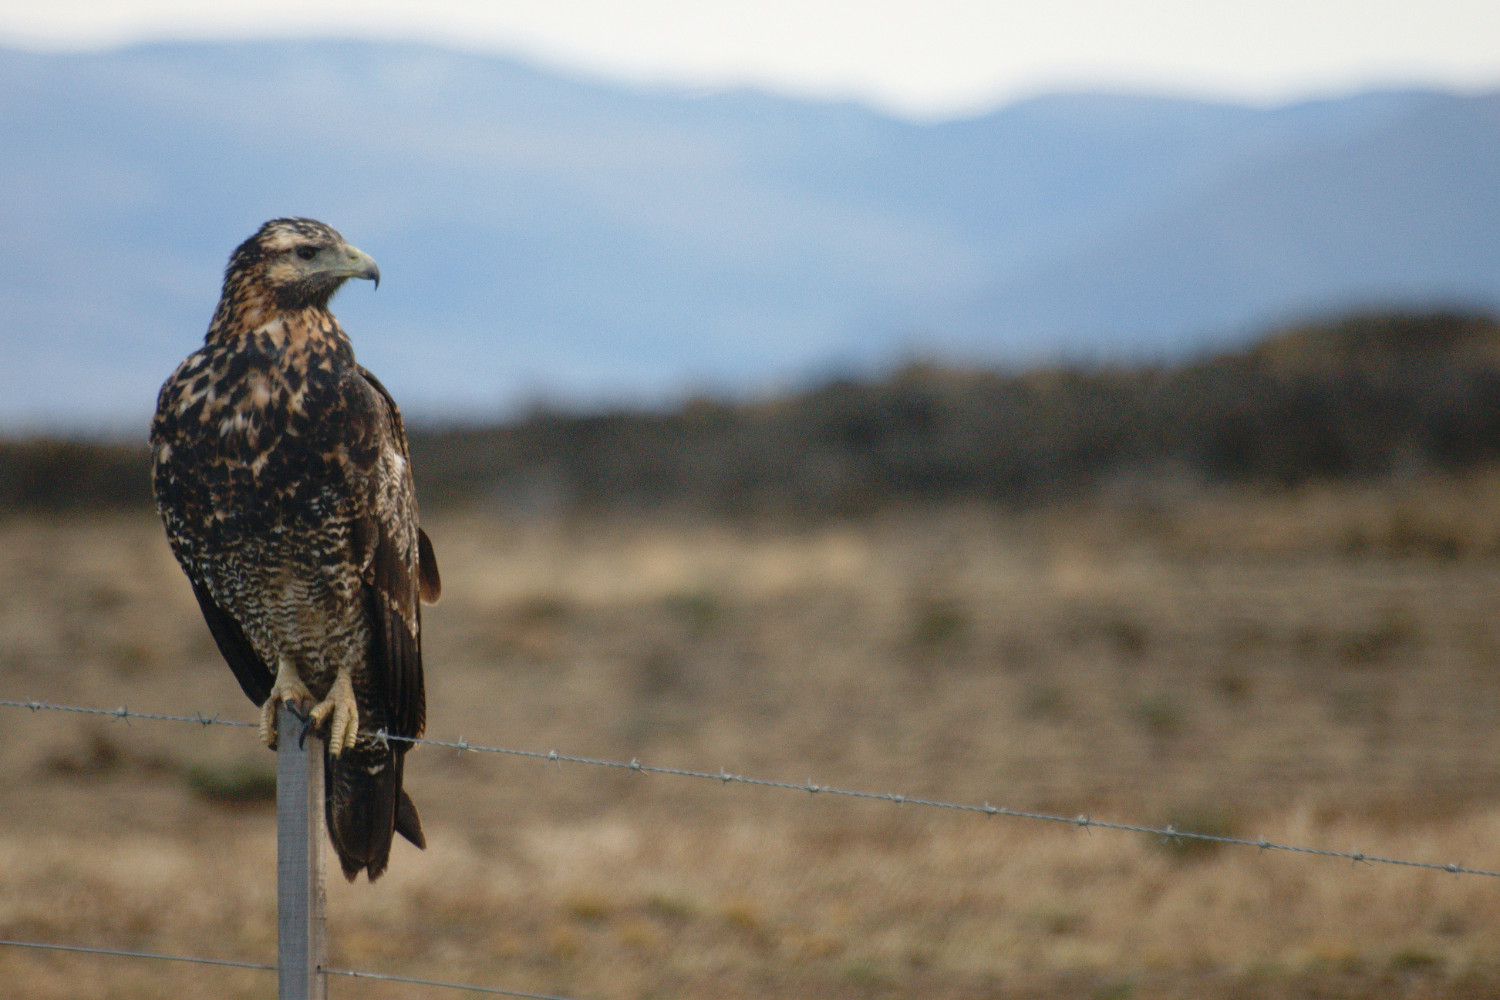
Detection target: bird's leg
<box><xmin>305</xmin><ymin>669</ymin><xmax>359</xmax><ymax>756</ymax></box>
<box><xmin>259</xmin><ymin>656</ymin><xmax>314</xmax><ymax>750</ymax></box>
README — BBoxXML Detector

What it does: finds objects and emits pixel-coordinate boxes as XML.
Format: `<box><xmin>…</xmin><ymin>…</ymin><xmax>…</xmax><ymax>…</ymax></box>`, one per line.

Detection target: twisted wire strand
<box><xmin>0</xmin><ymin>938</ymin><xmax>581</xmax><ymax>999</ymax></box>
<box><xmin>5</xmin><ymin>697</ymin><xmax>1498</xmax><ymax>878</ymax></box>
<box><xmin>0</xmin><ymin>937</ymin><xmax>273</xmax><ymax>971</ymax></box>
<box><xmin>322</xmin><ymin>966</ymin><xmax>581</xmax><ymax>999</ymax></box>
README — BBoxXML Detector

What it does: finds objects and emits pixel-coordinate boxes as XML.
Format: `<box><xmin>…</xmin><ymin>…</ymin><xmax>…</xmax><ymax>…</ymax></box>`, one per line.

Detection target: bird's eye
<box><xmin>295</xmin><ymin>245</ymin><xmax>319</xmax><ymax>261</ymax></box>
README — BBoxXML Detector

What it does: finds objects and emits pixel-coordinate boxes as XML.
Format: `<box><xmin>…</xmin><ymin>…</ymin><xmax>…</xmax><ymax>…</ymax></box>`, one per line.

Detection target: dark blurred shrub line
<box><xmin>5</xmin><ymin>311</ymin><xmax>1499</xmax><ymax>517</ymax></box>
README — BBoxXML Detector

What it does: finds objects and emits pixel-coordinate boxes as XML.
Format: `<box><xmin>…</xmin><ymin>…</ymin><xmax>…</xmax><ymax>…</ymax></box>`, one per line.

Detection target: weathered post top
<box><xmin>277</xmin><ymin>704</ymin><xmax>327</xmax><ymax>1000</ymax></box>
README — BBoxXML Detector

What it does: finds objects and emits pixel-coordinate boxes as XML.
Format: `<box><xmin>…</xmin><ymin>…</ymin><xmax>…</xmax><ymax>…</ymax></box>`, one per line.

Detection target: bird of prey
<box><xmin>151</xmin><ymin>217</ymin><xmax>440</xmax><ymax>881</ymax></box>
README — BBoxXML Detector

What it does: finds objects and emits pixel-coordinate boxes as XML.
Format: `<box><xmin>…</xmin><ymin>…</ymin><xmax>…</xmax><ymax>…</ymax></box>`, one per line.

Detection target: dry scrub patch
<box><xmin>3</xmin><ymin>480</ymin><xmax>1500</xmax><ymax>997</ymax></box>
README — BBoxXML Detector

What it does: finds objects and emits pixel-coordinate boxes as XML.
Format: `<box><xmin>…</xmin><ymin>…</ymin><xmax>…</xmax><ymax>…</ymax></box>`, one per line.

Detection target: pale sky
<box><xmin>1</xmin><ymin>0</ymin><xmax>1498</xmax><ymax>119</ymax></box>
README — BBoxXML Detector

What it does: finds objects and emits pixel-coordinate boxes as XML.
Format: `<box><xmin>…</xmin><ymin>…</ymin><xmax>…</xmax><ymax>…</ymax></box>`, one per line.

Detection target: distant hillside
<box><xmin>2</xmin><ymin>40</ymin><xmax>1498</xmax><ymax>428</ymax></box>
<box><xmin>8</xmin><ymin>311</ymin><xmax>1498</xmax><ymax>517</ymax></box>
<box><xmin>940</xmin><ymin>92</ymin><xmax>1500</xmax><ymax>359</ymax></box>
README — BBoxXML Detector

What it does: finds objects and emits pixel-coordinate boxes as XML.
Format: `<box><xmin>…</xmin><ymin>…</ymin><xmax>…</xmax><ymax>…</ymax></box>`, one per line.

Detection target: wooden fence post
<box><xmin>276</xmin><ymin>704</ymin><xmax>327</xmax><ymax>1000</ymax></box>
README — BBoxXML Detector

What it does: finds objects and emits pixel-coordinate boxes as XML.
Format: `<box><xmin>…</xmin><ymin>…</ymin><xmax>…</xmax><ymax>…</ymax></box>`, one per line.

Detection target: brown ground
<box><xmin>4</xmin><ymin>476</ymin><xmax>1500</xmax><ymax>998</ymax></box>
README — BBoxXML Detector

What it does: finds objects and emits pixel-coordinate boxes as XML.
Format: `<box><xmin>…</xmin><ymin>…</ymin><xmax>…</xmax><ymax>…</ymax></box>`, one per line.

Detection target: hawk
<box><xmin>151</xmin><ymin>218</ymin><xmax>440</xmax><ymax>880</ymax></box>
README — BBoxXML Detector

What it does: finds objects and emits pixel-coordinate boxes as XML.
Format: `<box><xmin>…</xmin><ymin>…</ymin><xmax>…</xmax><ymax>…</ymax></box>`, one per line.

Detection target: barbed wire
<box><xmin>0</xmin><ymin>938</ymin><xmax>581</xmax><ymax>1000</ymax></box>
<box><xmin>322</xmin><ymin>966</ymin><xmax>580</xmax><ymax>999</ymax></box>
<box><xmin>0</xmin><ymin>698</ymin><xmax>255</xmax><ymax>728</ymax></box>
<box><xmin>0</xmin><ymin>937</ymin><xmax>273</xmax><ymax>972</ymax></box>
<box><xmin>5</xmin><ymin>697</ymin><xmax>1498</xmax><ymax>879</ymax></box>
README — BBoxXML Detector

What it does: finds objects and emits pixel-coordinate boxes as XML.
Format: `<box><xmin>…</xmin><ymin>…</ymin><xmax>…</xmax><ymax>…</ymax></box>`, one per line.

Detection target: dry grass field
<box><xmin>5</xmin><ymin>475</ymin><xmax>1500</xmax><ymax>998</ymax></box>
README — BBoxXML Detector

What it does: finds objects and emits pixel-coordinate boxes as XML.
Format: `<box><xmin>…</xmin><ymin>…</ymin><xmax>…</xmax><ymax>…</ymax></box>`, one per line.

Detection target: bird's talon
<box><xmin>298</xmin><ymin>711</ymin><xmax>319</xmax><ymax>749</ymax></box>
<box><xmin>305</xmin><ymin>671</ymin><xmax>359</xmax><ymax>755</ymax></box>
<box><xmin>260</xmin><ymin>660</ymin><xmax>314</xmax><ymax>750</ymax></box>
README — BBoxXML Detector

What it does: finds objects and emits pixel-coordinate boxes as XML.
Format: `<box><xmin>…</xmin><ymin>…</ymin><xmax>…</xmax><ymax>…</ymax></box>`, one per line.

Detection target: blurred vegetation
<box><xmin>182</xmin><ymin>761</ymin><xmax>278</xmax><ymax>807</ymax></box>
<box><xmin>5</xmin><ymin>310</ymin><xmax>1500</xmax><ymax>516</ymax></box>
<box><xmin>0</xmin><ymin>437</ymin><xmax>151</xmax><ymax>514</ymax></box>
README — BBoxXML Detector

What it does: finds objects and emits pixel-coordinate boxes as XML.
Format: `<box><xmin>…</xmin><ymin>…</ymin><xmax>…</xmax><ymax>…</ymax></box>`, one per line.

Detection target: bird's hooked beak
<box><xmin>337</xmin><ymin>244</ymin><xmax>381</xmax><ymax>290</ymax></box>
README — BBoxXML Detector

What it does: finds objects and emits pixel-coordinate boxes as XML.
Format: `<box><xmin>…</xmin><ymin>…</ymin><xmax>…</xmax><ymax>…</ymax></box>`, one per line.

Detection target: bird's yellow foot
<box><xmin>260</xmin><ymin>658</ymin><xmax>313</xmax><ymax>750</ymax></box>
<box><xmin>306</xmin><ymin>670</ymin><xmax>359</xmax><ymax>756</ymax></box>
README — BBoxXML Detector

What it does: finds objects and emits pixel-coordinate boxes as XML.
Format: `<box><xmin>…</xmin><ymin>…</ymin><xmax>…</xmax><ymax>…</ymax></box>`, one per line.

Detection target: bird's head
<box><xmin>225</xmin><ymin>217</ymin><xmax>381</xmax><ymax>312</ymax></box>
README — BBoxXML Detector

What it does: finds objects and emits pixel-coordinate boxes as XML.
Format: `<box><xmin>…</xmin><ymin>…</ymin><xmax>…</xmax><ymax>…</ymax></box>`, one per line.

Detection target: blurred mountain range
<box><xmin>3</xmin><ymin>40</ymin><xmax>1498</xmax><ymax>430</ymax></box>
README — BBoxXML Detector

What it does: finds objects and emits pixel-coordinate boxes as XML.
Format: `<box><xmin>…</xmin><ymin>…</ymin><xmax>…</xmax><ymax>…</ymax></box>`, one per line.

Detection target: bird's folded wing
<box><xmin>344</xmin><ymin>366</ymin><xmax>434</xmax><ymax>741</ymax></box>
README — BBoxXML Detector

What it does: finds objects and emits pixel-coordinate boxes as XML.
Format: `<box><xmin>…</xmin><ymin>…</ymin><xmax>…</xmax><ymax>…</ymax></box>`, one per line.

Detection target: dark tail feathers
<box><xmin>325</xmin><ymin>741</ymin><xmax>425</xmax><ymax>881</ymax></box>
